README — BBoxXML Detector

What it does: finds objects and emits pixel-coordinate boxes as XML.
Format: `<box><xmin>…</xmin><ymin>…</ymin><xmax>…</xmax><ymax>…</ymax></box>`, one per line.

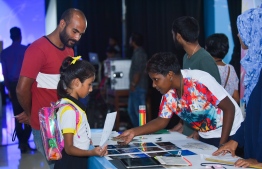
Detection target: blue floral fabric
<box><xmin>237</xmin><ymin>7</ymin><xmax>262</xmax><ymax>105</ymax></box>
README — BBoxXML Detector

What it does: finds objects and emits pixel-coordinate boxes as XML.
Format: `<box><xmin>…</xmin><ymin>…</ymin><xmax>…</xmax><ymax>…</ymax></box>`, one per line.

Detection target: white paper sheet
<box><xmin>99</xmin><ymin>112</ymin><xmax>117</xmax><ymax>148</ymax></box>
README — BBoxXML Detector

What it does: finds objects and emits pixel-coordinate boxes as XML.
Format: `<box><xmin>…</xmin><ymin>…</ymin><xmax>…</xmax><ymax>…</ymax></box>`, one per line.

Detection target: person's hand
<box><xmin>15</xmin><ymin>112</ymin><xmax>30</xmax><ymax>124</ymax></box>
<box><xmin>212</xmin><ymin>140</ymin><xmax>238</xmax><ymax>156</ymax></box>
<box><xmin>169</xmin><ymin>122</ymin><xmax>183</xmax><ymax>133</ymax></box>
<box><xmin>91</xmin><ymin>146</ymin><xmax>108</xmax><ymax>157</ymax></box>
<box><xmin>234</xmin><ymin>158</ymin><xmax>261</xmax><ymax>168</ymax></box>
<box><xmin>116</xmin><ymin>129</ymin><xmax>135</xmax><ymax>145</ymax></box>
<box><xmin>187</xmin><ymin>131</ymin><xmax>199</xmax><ymax>140</ymax></box>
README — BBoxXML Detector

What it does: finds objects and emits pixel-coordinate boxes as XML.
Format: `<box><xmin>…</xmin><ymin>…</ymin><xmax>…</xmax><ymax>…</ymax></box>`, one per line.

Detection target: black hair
<box><xmin>146</xmin><ymin>52</ymin><xmax>181</xmax><ymax>76</ymax></box>
<box><xmin>10</xmin><ymin>27</ymin><xmax>21</xmax><ymax>41</ymax></box>
<box><xmin>60</xmin><ymin>8</ymin><xmax>86</xmax><ymax>24</ymax></box>
<box><xmin>205</xmin><ymin>33</ymin><xmax>229</xmax><ymax>59</ymax></box>
<box><xmin>172</xmin><ymin>16</ymin><xmax>199</xmax><ymax>43</ymax></box>
<box><xmin>130</xmin><ymin>32</ymin><xmax>144</xmax><ymax>46</ymax></box>
<box><xmin>57</xmin><ymin>57</ymin><xmax>96</xmax><ymax>98</ymax></box>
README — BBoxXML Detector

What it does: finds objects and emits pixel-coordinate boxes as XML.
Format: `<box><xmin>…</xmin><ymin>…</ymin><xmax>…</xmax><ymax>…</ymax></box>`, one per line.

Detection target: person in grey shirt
<box><xmin>170</xmin><ymin>16</ymin><xmax>221</xmax><ymax>138</ymax></box>
<box><xmin>128</xmin><ymin>32</ymin><xmax>148</xmax><ymax>127</ymax></box>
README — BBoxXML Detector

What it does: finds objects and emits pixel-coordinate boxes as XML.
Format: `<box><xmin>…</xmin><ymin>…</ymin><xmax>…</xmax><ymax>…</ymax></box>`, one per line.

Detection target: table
<box><xmin>106</xmin><ymin>89</ymin><xmax>129</xmax><ymax>130</ymax></box>
<box><xmin>88</xmin><ymin>129</ymin><xmax>240</xmax><ymax>169</ymax></box>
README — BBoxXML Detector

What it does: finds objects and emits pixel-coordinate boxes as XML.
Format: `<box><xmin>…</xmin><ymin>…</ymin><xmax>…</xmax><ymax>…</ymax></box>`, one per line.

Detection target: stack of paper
<box><xmin>155</xmin><ymin>156</ymin><xmax>191</xmax><ymax>166</ymax></box>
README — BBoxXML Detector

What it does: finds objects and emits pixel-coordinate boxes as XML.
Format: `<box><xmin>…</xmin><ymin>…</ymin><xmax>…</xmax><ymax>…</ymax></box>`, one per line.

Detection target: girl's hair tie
<box><xmin>71</xmin><ymin>56</ymin><xmax>82</xmax><ymax>64</ymax></box>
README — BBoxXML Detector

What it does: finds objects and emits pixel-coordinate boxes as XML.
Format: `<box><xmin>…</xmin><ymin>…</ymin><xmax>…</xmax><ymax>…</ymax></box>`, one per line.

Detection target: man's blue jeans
<box><xmin>32</xmin><ymin>129</ymin><xmax>55</xmax><ymax>169</ymax></box>
<box><xmin>127</xmin><ymin>87</ymin><xmax>146</xmax><ymax>127</ymax></box>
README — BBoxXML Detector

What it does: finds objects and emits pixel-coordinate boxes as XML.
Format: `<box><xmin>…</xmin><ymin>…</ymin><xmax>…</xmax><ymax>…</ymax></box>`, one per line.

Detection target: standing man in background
<box><xmin>0</xmin><ymin>27</ymin><xmax>34</xmax><ymax>153</ymax></box>
<box><xmin>16</xmin><ymin>8</ymin><xmax>87</xmax><ymax>169</ymax></box>
<box><xmin>170</xmin><ymin>16</ymin><xmax>221</xmax><ymax>138</ymax></box>
<box><xmin>128</xmin><ymin>32</ymin><xmax>148</xmax><ymax>127</ymax></box>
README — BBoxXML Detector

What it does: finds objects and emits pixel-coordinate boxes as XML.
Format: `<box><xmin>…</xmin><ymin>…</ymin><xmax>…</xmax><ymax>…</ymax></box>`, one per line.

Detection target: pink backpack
<box><xmin>39</xmin><ymin>102</ymin><xmax>79</xmax><ymax>160</ymax></box>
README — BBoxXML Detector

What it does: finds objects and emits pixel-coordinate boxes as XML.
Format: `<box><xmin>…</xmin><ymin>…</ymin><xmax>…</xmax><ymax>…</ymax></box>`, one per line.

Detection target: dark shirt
<box><xmin>183</xmin><ymin>48</ymin><xmax>221</xmax><ymax>84</ymax></box>
<box><xmin>129</xmin><ymin>47</ymin><xmax>148</xmax><ymax>89</ymax></box>
<box><xmin>1</xmin><ymin>42</ymin><xmax>27</xmax><ymax>86</ymax></box>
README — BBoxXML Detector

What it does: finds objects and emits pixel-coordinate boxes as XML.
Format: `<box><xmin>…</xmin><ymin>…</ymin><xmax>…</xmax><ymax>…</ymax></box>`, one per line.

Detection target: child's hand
<box><xmin>92</xmin><ymin>146</ymin><xmax>108</xmax><ymax>157</ymax></box>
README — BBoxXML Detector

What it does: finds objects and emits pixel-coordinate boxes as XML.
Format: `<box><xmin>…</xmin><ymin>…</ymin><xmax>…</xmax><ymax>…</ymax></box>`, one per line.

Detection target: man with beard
<box><xmin>16</xmin><ymin>8</ymin><xmax>87</xmax><ymax>169</ymax></box>
<box><xmin>170</xmin><ymin>16</ymin><xmax>221</xmax><ymax>138</ymax></box>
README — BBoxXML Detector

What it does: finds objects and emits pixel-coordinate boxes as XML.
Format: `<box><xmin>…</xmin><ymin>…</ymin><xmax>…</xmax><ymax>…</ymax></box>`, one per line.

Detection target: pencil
<box><xmin>183</xmin><ymin>157</ymin><xmax>192</xmax><ymax>166</ymax></box>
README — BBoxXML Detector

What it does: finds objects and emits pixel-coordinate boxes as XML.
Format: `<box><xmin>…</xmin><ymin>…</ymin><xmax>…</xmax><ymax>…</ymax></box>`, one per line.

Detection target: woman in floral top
<box><xmin>117</xmin><ymin>52</ymin><xmax>243</xmax><ymax>148</ymax></box>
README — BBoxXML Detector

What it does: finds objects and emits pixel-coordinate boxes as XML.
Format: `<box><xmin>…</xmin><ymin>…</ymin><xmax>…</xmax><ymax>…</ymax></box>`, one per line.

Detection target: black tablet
<box><xmin>120</xmin><ymin>157</ymin><xmax>162</xmax><ymax>168</ymax></box>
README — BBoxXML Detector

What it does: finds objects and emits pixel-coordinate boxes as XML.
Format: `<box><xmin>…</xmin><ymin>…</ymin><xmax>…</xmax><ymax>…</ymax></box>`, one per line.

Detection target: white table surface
<box><xmin>90</xmin><ymin>129</ymin><xmax>242</xmax><ymax>169</ymax></box>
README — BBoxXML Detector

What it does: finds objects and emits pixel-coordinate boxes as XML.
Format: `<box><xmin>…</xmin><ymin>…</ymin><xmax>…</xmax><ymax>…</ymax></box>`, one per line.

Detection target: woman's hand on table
<box><xmin>212</xmin><ymin>140</ymin><xmax>238</xmax><ymax>156</ymax></box>
<box><xmin>234</xmin><ymin>158</ymin><xmax>261</xmax><ymax>168</ymax></box>
<box><xmin>116</xmin><ymin>129</ymin><xmax>135</xmax><ymax>145</ymax></box>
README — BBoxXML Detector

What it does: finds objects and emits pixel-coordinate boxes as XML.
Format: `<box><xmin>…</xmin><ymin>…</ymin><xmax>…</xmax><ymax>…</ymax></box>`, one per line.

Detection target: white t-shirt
<box><xmin>57</xmin><ymin>98</ymin><xmax>91</xmax><ymax>150</ymax></box>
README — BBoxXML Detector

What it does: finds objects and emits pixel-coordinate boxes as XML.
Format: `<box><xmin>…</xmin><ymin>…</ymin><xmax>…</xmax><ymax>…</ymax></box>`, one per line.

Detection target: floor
<box><xmin>0</xmin><ymin>97</ymin><xmax>49</xmax><ymax>169</ymax></box>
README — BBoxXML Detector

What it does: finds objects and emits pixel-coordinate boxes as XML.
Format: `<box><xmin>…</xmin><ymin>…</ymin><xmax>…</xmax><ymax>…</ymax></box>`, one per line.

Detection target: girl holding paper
<box><xmin>55</xmin><ymin>56</ymin><xmax>108</xmax><ymax>169</ymax></box>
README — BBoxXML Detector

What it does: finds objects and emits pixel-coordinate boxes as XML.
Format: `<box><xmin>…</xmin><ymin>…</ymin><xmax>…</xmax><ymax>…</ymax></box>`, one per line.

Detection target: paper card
<box><xmin>146</xmin><ymin>151</ymin><xmax>173</xmax><ymax>157</ymax></box>
<box><xmin>155</xmin><ymin>141</ymin><xmax>176</xmax><ymax>146</ymax></box>
<box><xmin>138</xmin><ymin>146</ymin><xmax>164</xmax><ymax>152</ymax></box>
<box><xmin>160</xmin><ymin>145</ymin><xmax>181</xmax><ymax>150</ymax></box>
<box><xmin>130</xmin><ymin>153</ymin><xmax>149</xmax><ymax>158</ymax></box>
<box><xmin>99</xmin><ymin>112</ymin><xmax>117</xmax><ymax>148</ymax></box>
<box><xmin>111</xmin><ymin>137</ymin><xmax>140</xmax><ymax>142</ymax></box>
<box><xmin>117</xmin><ymin>148</ymin><xmax>141</xmax><ymax>154</ymax></box>
<box><xmin>108</xmin><ymin>155</ymin><xmax>131</xmax><ymax>160</ymax></box>
<box><xmin>201</xmin><ymin>154</ymin><xmax>240</xmax><ymax>163</ymax></box>
<box><xmin>168</xmin><ymin>150</ymin><xmax>197</xmax><ymax>156</ymax></box>
<box><xmin>155</xmin><ymin>156</ymin><xmax>191</xmax><ymax>166</ymax></box>
<box><xmin>108</xmin><ymin>149</ymin><xmax>121</xmax><ymax>155</ymax></box>
<box><xmin>113</xmin><ymin>144</ymin><xmax>136</xmax><ymax>148</ymax></box>
<box><xmin>180</xmin><ymin>142</ymin><xmax>213</xmax><ymax>150</ymax></box>
<box><xmin>133</xmin><ymin>142</ymin><xmax>156</xmax><ymax>147</ymax></box>
<box><xmin>107</xmin><ymin>145</ymin><xmax>117</xmax><ymax>149</ymax></box>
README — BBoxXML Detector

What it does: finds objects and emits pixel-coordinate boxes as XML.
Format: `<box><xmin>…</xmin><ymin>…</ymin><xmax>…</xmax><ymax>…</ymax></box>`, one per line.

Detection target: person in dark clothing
<box><xmin>127</xmin><ymin>32</ymin><xmax>148</xmax><ymax>127</ymax></box>
<box><xmin>0</xmin><ymin>27</ymin><xmax>35</xmax><ymax>153</ymax></box>
<box><xmin>213</xmin><ymin>7</ymin><xmax>262</xmax><ymax>168</ymax></box>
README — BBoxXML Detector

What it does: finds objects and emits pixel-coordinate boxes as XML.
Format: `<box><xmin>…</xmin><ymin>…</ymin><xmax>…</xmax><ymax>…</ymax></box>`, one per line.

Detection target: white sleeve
<box><xmin>198</xmin><ymin>73</ymin><xmax>229</xmax><ymax>103</ymax></box>
<box><xmin>58</xmin><ymin>107</ymin><xmax>76</xmax><ymax>134</ymax></box>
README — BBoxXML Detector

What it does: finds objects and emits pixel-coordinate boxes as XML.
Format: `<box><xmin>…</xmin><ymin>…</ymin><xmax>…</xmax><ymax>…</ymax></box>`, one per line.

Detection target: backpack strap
<box><xmin>55</xmin><ymin>102</ymin><xmax>81</xmax><ymax>138</ymax></box>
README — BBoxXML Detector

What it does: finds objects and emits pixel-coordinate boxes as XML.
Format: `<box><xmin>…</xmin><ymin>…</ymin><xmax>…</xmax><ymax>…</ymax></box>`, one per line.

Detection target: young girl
<box><xmin>54</xmin><ymin>56</ymin><xmax>108</xmax><ymax>169</ymax></box>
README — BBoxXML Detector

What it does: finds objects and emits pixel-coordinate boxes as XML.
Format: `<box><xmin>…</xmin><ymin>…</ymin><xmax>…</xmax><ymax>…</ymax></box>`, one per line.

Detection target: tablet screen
<box><xmin>120</xmin><ymin>157</ymin><xmax>162</xmax><ymax>168</ymax></box>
